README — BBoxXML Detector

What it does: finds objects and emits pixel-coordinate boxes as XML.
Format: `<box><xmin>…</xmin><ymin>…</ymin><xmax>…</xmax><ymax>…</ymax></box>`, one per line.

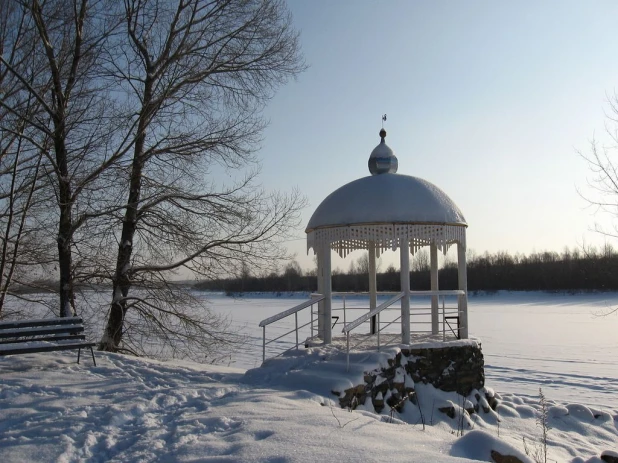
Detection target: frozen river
<box><xmin>199</xmin><ymin>291</ymin><xmax>618</xmax><ymax>409</ymax></box>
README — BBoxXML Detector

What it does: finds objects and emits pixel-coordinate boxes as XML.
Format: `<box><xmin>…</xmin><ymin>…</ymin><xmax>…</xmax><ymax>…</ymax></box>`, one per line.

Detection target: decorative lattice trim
<box><xmin>307</xmin><ymin>224</ymin><xmax>466</xmax><ymax>257</ymax></box>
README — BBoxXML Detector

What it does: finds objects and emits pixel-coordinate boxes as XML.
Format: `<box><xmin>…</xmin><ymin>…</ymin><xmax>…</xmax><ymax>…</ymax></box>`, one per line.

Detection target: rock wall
<box><xmin>405</xmin><ymin>342</ymin><xmax>485</xmax><ymax>395</ymax></box>
<box><xmin>336</xmin><ymin>340</ymin><xmax>485</xmax><ymax>412</ymax></box>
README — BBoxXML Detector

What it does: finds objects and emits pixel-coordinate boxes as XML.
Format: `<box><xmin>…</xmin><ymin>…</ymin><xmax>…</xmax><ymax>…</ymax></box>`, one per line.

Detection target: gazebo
<box><xmin>306</xmin><ymin>129</ymin><xmax>469</xmax><ymax>345</ymax></box>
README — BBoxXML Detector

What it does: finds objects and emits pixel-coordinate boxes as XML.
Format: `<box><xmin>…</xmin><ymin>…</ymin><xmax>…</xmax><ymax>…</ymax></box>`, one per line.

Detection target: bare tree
<box><xmin>578</xmin><ymin>92</ymin><xmax>618</xmax><ymax>240</ymax></box>
<box><xmin>97</xmin><ymin>0</ymin><xmax>306</xmax><ymax>359</ymax></box>
<box><xmin>0</xmin><ymin>2</ymin><xmax>71</xmax><ymax>316</ymax></box>
<box><xmin>283</xmin><ymin>260</ymin><xmax>302</xmax><ymax>291</ymax></box>
<box><xmin>0</xmin><ymin>120</ymin><xmax>50</xmax><ymax>315</ymax></box>
<box><xmin>0</xmin><ymin>3</ymin><xmax>45</xmax><ymax>316</ymax></box>
<box><xmin>580</xmin><ymin>94</ymin><xmax>618</xmax><ymax>314</ymax></box>
<box><xmin>412</xmin><ymin>249</ymin><xmax>430</xmax><ymax>272</ymax></box>
<box><xmin>581</xmin><ymin>135</ymin><xmax>618</xmax><ymax>241</ymax></box>
<box><xmin>0</xmin><ymin>0</ymin><xmax>126</xmax><ymax>317</ymax></box>
<box><xmin>350</xmin><ymin>252</ymin><xmax>381</xmax><ymax>276</ymax></box>
<box><xmin>1</xmin><ymin>0</ymin><xmax>305</xmax><ymax>360</ymax></box>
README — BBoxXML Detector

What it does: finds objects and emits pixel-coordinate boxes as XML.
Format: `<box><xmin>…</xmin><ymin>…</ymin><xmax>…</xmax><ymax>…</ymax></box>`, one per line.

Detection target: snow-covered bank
<box><xmin>0</xmin><ymin>349</ymin><xmax>616</xmax><ymax>462</ymax></box>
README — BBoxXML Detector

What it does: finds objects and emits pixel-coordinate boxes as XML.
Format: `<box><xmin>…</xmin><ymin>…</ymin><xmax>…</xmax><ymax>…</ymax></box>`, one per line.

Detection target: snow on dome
<box><xmin>306</xmin><ymin>174</ymin><xmax>466</xmax><ymax>232</ymax></box>
<box><xmin>368</xmin><ymin>129</ymin><xmax>398</xmax><ymax>175</ymax></box>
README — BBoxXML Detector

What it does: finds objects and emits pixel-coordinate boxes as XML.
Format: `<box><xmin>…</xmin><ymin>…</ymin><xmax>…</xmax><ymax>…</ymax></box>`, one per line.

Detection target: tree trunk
<box><xmin>99</xmin><ymin>82</ymin><xmax>152</xmax><ymax>351</ymax></box>
<box><xmin>99</xmin><ymin>144</ymin><xmax>145</xmax><ymax>350</ymax></box>
<box><xmin>29</xmin><ymin>0</ymin><xmax>85</xmax><ymax>317</ymax></box>
<box><xmin>55</xmin><ymin>125</ymin><xmax>76</xmax><ymax>318</ymax></box>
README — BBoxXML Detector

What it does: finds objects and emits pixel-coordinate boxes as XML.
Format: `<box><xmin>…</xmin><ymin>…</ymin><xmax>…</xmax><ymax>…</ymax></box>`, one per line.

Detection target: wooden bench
<box><xmin>0</xmin><ymin>317</ymin><xmax>96</xmax><ymax>366</ymax></box>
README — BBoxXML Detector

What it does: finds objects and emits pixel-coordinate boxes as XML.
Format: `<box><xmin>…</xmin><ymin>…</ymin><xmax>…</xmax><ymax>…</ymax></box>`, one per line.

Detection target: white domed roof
<box><xmin>306</xmin><ymin>173</ymin><xmax>466</xmax><ymax>232</ymax></box>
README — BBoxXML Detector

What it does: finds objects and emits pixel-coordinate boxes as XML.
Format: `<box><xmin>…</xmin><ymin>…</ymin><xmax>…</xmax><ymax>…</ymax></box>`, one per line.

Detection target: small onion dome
<box><xmin>368</xmin><ymin>128</ymin><xmax>398</xmax><ymax>175</ymax></box>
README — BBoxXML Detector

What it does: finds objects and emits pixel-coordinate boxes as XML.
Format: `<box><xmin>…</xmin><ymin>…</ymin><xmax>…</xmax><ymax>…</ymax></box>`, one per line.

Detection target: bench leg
<box><xmin>77</xmin><ymin>348</ymin><xmax>96</xmax><ymax>366</ymax></box>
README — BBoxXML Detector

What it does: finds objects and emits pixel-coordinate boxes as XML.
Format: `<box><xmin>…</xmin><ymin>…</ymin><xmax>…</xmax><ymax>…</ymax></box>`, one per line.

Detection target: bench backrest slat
<box><xmin>0</xmin><ymin>317</ymin><xmax>83</xmax><ymax>330</ymax></box>
<box><xmin>0</xmin><ymin>325</ymin><xmax>84</xmax><ymax>339</ymax></box>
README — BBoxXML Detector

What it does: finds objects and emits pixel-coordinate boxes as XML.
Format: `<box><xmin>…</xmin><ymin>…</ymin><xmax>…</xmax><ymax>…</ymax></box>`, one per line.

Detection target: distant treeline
<box><xmin>194</xmin><ymin>245</ymin><xmax>618</xmax><ymax>294</ymax></box>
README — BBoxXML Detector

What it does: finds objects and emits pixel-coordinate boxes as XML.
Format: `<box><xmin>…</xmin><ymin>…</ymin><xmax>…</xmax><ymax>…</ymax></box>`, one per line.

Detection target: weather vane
<box><xmin>382</xmin><ymin>114</ymin><xmax>387</xmax><ymax>128</ymax></box>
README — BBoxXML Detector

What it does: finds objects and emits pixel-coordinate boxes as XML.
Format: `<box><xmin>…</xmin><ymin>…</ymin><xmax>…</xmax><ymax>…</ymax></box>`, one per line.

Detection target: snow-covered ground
<box><xmin>0</xmin><ymin>291</ymin><xmax>616</xmax><ymax>462</ymax></box>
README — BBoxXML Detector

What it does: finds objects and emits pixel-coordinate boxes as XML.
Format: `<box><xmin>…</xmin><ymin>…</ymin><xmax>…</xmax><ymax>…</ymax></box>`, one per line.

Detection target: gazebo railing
<box><xmin>258</xmin><ymin>290</ymin><xmax>466</xmax><ymax>367</ymax></box>
<box><xmin>342</xmin><ymin>292</ymin><xmax>405</xmax><ymax>370</ymax></box>
<box><xmin>258</xmin><ymin>292</ymin><xmax>384</xmax><ymax>364</ymax></box>
<box><xmin>326</xmin><ymin>291</ymin><xmax>401</xmax><ymax>332</ymax></box>
<box><xmin>258</xmin><ymin>294</ymin><xmax>324</xmax><ymax>364</ymax></box>
<box><xmin>341</xmin><ymin>290</ymin><xmax>466</xmax><ymax>370</ymax></box>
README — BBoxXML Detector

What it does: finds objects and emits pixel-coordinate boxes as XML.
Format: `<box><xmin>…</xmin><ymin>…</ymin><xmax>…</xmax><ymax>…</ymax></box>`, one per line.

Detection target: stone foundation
<box><xmin>335</xmin><ymin>340</ymin><xmax>485</xmax><ymax>412</ymax></box>
<box><xmin>405</xmin><ymin>342</ymin><xmax>485</xmax><ymax>395</ymax></box>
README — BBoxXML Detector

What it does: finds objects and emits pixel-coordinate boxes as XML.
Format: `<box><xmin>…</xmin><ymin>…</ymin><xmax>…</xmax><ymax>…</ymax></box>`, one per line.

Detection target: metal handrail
<box><xmin>259</xmin><ymin>295</ymin><xmax>325</xmax><ymax>363</ymax></box>
<box><xmin>342</xmin><ymin>292</ymin><xmax>404</xmax><ymax>334</ymax></box>
<box><xmin>311</xmin><ymin>291</ymin><xmax>402</xmax><ymax>336</ymax></box>
<box><xmin>342</xmin><ymin>292</ymin><xmax>404</xmax><ymax>370</ymax></box>
<box><xmin>259</xmin><ymin>295</ymin><xmax>325</xmax><ymax>327</ymax></box>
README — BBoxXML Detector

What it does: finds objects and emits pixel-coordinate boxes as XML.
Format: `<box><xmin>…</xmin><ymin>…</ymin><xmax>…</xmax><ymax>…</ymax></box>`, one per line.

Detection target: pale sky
<box><xmin>255</xmin><ymin>0</ymin><xmax>618</xmax><ymax>272</ymax></box>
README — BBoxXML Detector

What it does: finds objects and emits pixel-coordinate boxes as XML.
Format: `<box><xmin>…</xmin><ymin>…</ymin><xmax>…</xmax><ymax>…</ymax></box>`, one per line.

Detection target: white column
<box><xmin>322</xmin><ymin>245</ymin><xmax>332</xmax><ymax>344</ymax></box>
<box><xmin>430</xmin><ymin>243</ymin><xmax>439</xmax><ymax>335</ymax></box>
<box><xmin>316</xmin><ymin>247</ymin><xmax>324</xmax><ymax>339</ymax></box>
<box><xmin>400</xmin><ymin>240</ymin><xmax>411</xmax><ymax>344</ymax></box>
<box><xmin>368</xmin><ymin>242</ymin><xmax>377</xmax><ymax>334</ymax></box>
<box><xmin>457</xmin><ymin>242</ymin><xmax>469</xmax><ymax>339</ymax></box>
